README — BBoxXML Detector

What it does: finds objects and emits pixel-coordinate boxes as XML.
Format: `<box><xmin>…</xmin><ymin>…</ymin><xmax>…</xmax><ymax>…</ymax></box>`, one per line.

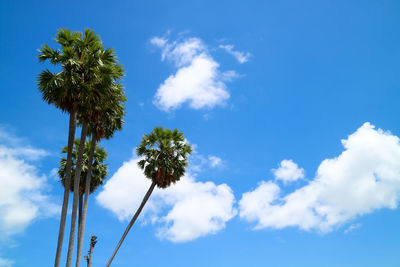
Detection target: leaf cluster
<box><xmin>37</xmin><ymin>29</ymin><xmax>126</xmax><ymax>130</ymax></box>
<box><xmin>59</xmin><ymin>139</ymin><xmax>108</xmax><ymax>194</ymax></box>
<box><xmin>137</xmin><ymin>127</ymin><xmax>192</xmax><ymax>189</ymax></box>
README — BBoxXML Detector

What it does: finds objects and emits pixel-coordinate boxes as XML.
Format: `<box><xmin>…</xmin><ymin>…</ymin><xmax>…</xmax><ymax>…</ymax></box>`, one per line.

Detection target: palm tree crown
<box><xmin>37</xmin><ymin>28</ymin><xmax>124</xmax><ymax>114</ymax></box>
<box><xmin>136</xmin><ymin>127</ymin><xmax>193</xmax><ymax>189</ymax></box>
<box><xmin>80</xmin><ymin>81</ymin><xmax>126</xmax><ymax>141</ymax></box>
<box><xmin>59</xmin><ymin>139</ymin><xmax>108</xmax><ymax>194</ymax></box>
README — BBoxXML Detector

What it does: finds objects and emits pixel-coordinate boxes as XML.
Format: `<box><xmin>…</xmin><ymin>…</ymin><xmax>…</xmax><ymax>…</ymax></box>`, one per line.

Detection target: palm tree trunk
<box><xmin>76</xmin><ymin>135</ymin><xmax>96</xmax><ymax>267</ymax></box>
<box><xmin>66</xmin><ymin>121</ymin><xmax>88</xmax><ymax>267</ymax></box>
<box><xmin>54</xmin><ymin>109</ymin><xmax>77</xmax><ymax>267</ymax></box>
<box><xmin>106</xmin><ymin>181</ymin><xmax>156</xmax><ymax>267</ymax></box>
<box><xmin>77</xmin><ymin>192</ymin><xmax>83</xmax><ymax>259</ymax></box>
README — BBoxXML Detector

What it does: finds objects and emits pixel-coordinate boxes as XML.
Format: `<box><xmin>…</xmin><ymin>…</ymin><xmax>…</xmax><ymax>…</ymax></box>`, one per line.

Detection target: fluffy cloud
<box><xmin>96</xmin><ymin>158</ymin><xmax>236</xmax><ymax>242</ymax></box>
<box><xmin>219</xmin><ymin>44</ymin><xmax>252</xmax><ymax>64</ymax></box>
<box><xmin>239</xmin><ymin>123</ymin><xmax>400</xmax><ymax>232</ymax></box>
<box><xmin>0</xmin><ymin>129</ymin><xmax>58</xmax><ymax>237</ymax></box>
<box><xmin>154</xmin><ymin>175</ymin><xmax>236</xmax><ymax>242</ymax></box>
<box><xmin>272</xmin><ymin>159</ymin><xmax>304</xmax><ymax>183</ymax></box>
<box><xmin>151</xmin><ymin>36</ymin><xmax>236</xmax><ymax>111</ymax></box>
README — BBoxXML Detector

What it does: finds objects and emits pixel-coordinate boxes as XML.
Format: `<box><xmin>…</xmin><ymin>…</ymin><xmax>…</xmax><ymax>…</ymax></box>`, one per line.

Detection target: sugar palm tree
<box><xmin>38</xmin><ymin>28</ymin><xmax>124</xmax><ymax>267</ymax></box>
<box><xmin>106</xmin><ymin>127</ymin><xmax>192</xmax><ymax>266</ymax></box>
<box><xmin>38</xmin><ymin>28</ymin><xmax>84</xmax><ymax>267</ymax></box>
<box><xmin>75</xmin><ymin>83</ymin><xmax>126</xmax><ymax>267</ymax></box>
<box><xmin>65</xmin><ymin>30</ymin><xmax>124</xmax><ymax>267</ymax></box>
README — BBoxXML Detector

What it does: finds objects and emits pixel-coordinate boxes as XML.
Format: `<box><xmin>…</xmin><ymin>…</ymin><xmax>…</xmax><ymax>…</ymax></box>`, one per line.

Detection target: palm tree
<box><xmin>65</xmin><ymin>30</ymin><xmax>124</xmax><ymax>267</ymax></box>
<box><xmin>106</xmin><ymin>127</ymin><xmax>192</xmax><ymax>267</ymax></box>
<box><xmin>75</xmin><ymin>83</ymin><xmax>126</xmax><ymax>267</ymax></box>
<box><xmin>38</xmin><ymin>28</ymin><xmax>84</xmax><ymax>267</ymax></box>
<box><xmin>38</xmin><ymin>28</ymin><xmax>124</xmax><ymax>267</ymax></box>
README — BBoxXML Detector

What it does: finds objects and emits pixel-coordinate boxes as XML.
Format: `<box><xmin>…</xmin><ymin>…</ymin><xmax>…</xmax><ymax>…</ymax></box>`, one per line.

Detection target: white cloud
<box><xmin>219</xmin><ymin>44</ymin><xmax>251</xmax><ymax>64</ymax></box>
<box><xmin>0</xmin><ymin>129</ymin><xmax>58</xmax><ymax>237</ymax></box>
<box><xmin>95</xmin><ymin>158</ymin><xmax>152</xmax><ymax>221</ymax></box>
<box><xmin>208</xmin><ymin>155</ymin><xmax>222</xmax><ymax>168</ymax></box>
<box><xmin>154</xmin><ymin>175</ymin><xmax>236</xmax><ymax>242</ymax></box>
<box><xmin>187</xmin><ymin>150</ymin><xmax>223</xmax><ymax>172</ymax></box>
<box><xmin>344</xmin><ymin>223</ymin><xmax>361</xmax><ymax>234</ymax></box>
<box><xmin>96</xmin><ymin>158</ymin><xmax>236</xmax><ymax>242</ymax></box>
<box><xmin>151</xmin><ymin>36</ymin><xmax>235</xmax><ymax>111</ymax></box>
<box><xmin>239</xmin><ymin>123</ymin><xmax>400</xmax><ymax>232</ymax></box>
<box><xmin>0</xmin><ymin>127</ymin><xmax>48</xmax><ymax>161</ymax></box>
<box><xmin>0</xmin><ymin>146</ymin><xmax>48</xmax><ymax>161</ymax></box>
<box><xmin>272</xmin><ymin>159</ymin><xmax>304</xmax><ymax>183</ymax></box>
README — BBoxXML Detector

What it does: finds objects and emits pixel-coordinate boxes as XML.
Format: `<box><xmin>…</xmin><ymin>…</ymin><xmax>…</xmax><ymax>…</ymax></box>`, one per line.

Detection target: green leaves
<box><xmin>37</xmin><ymin>28</ymin><xmax>127</xmax><ymax>140</ymax></box>
<box><xmin>59</xmin><ymin>139</ymin><xmax>108</xmax><ymax>194</ymax></box>
<box><xmin>38</xmin><ymin>44</ymin><xmax>60</xmax><ymax>64</ymax></box>
<box><xmin>137</xmin><ymin>127</ymin><xmax>192</xmax><ymax>189</ymax></box>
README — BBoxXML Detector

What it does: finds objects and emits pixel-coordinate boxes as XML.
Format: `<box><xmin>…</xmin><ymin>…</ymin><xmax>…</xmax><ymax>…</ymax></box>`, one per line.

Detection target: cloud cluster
<box><xmin>0</xmin><ymin>129</ymin><xmax>58</xmax><ymax>237</ymax></box>
<box><xmin>96</xmin><ymin>158</ymin><xmax>236</xmax><ymax>242</ymax></box>
<box><xmin>239</xmin><ymin>123</ymin><xmax>400</xmax><ymax>232</ymax></box>
<box><xmin>98</xmin><ymin>122</ymin><xmax>400</xmax><ymax>241</ymax></box>
<box><xmin>151</xmin><ymin>36</ymin><xmax>235</xmax><ymax>111</ymax></box>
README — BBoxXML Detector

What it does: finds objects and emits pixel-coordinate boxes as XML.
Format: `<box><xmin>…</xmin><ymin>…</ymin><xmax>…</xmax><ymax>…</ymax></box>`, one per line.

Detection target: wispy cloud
<box><xmin>344</xmin><ymin>223</ymin><xmax>361</xmax><ymax>234</ymax></box>
<box><xmin>0</xmin><ymin>256</ymin><xmax>13</xmax><ymax>267</ymax></box>
<box><xmin>219</xmin><ymin>44</ymin><xmax>252</xmax><ymax>64</ymax></box>
<box><xmin>208</xmin><ymin>155</ymin><xmax>222</xmax><ymax>168</ymax></box>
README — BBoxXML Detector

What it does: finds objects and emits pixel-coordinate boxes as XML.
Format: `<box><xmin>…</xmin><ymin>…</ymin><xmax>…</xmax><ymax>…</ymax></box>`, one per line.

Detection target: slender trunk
<box><xmin>106</xmin><ymin>182</ymin><xmax>156</xmax><ymax>267</ymax></box>
<box><xmin>77</xmin><ymin>193</ymin><xmax>83</xmax><ymax>259</ymax></box>
<box><xmin>86</xmin><ymin>235</ymin><xmax>97</xmax><ymax>267</ymax></box>
<box><xmin>76</xmin><ymin>135</ymin><xmax>96</xmax><ymax>267</ymax></box>
<box><xmin>66</xmin><ymin>121</ymin><xmax>88</xmax><ymax>267</ymax></box>
<box><xmin>55</xmin><ymin>109</ymin><xmax>77</xmax><ymax>267</ymax></box>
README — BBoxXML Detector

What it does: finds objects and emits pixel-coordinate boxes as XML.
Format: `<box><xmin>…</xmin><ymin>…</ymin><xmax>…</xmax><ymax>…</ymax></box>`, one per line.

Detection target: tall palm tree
<box><xmin>38</xmin><ymin>28</ymin><xmax>84</xmax><ymax>267</ymax></box>
<box><xmin>75</xmin><ymin>83</ymin><xmax>126</xmax><ymax>267</ymax></box>
<box><xmin>38</xmin><ymin>28</ymin><xmax>124</xmax><ymax>267</ymax></box>
<box><xmin>65</xmin><ymin>30</ymin><xmax>124</xmax><ymax>267</ymax></box>
<box><xmin>106</xmin><ymin>127</ymin><xmax>192</xmax><ymax>267</ymax></box>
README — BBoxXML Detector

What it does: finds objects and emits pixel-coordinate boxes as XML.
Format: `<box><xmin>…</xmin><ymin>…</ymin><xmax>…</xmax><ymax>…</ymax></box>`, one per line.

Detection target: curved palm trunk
<box><xmin>76</xmin><ymin>135</ymin><xmax>96</xmax><ymax>267</ymax></box>
<box><xmin>66</xmin><ymin>121</ymin><xmax>88</xmax><ymax>267</ymax></box>
<box><xmin>55</xmin><ymin>109</ymin><xmax>77</xmax><ymax>267</ymax></box>
<box><xmin>106</xmin><ymin>181</ymin><xmax>156</xmax><ymax>267</ymax></box>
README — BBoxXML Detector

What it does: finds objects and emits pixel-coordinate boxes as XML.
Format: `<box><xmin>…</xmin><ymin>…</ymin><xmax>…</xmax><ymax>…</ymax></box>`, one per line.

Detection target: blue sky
<box><xmin>1</xmin><ymin>0</ymin><xmax>400</xmax><ymax>266</ymax></box>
